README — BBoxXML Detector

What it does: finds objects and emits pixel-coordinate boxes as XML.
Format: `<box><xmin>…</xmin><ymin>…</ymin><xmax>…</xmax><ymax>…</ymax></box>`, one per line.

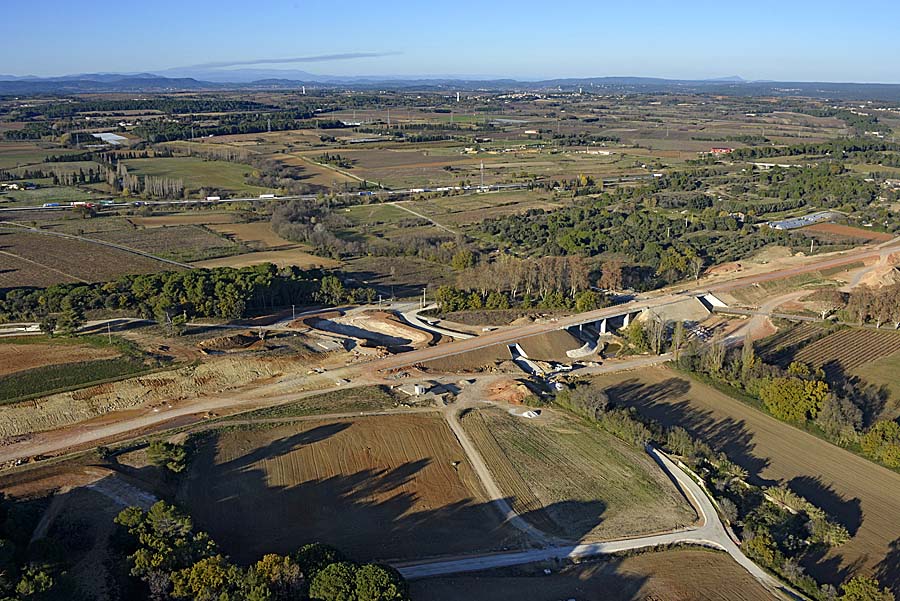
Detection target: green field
<box><xmin>461</xmin><ymin>406</ymin><xmax>696</xmax><ymax>540</ymax></box>
<box><xmin>852</xmin><ymin>351</ymin><xmax>900</xmax><ymax>419</ymax></box>
<box><xmin>0</xmin><ymin>185</ymin><xmax>97</xmax><ymax>206</ymax></box>
<box><xmin>121</xmin><ymin>157</ymin><xmax>275</xmax><ymax>196</ymax></box>
<box><xmin>0</xmin><ymin>357</ymin><xmax>153</xmax><ymax>405</ymax></box>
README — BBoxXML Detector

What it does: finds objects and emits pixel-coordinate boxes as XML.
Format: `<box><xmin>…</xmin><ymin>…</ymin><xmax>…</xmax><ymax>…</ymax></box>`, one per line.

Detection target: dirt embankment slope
<box><xmin>0</xmin><ymin>356</ymin><xmax>298</xmax><ymax>440</ymax></box>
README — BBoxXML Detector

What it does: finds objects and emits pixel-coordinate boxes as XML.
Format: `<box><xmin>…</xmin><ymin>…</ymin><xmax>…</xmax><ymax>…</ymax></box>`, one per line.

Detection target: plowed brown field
<box><xmin>180</xmin><ymin>414</ymin><xmax>523</xmax><ymax>564</ymax></box>
<box><xmin>0</xmin><ymin>342</ymin><xmax>119</xmax><ymax>377</ymax></box>
<box><xmin>591</xmin><ymin>366</ymin><xmax>900</xmax><ymax>593</ymax></box>
<box><xmin>795</xmin><ymin>328</ymin><xmax>900</xmax><ymax>375</ymax></box>
<box><xmin>410</xmin><ymin>549</ymin><xmax>775</xmax><ymax>601</ymax></box>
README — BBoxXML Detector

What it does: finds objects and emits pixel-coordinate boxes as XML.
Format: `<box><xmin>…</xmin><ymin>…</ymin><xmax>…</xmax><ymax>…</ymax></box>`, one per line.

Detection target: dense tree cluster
<box><xmin>480</xmin><ymin>188</ymin><xmax>785</xmax><ymax>288</ymax></box>
<box><xmin>0</xmin><ymin>264</ymin><xmax>324</xmax><ymax>323</ymax></box>
<box><xmin>434</xmin><ymin>255</ymin><xmax>608</xmax><ymax>313</ymax></box>
<box><xmin>115</xmin><ymin>501</ymin><xmax>410</xmax><ymax>601</ymax></box>
<box><xmin>752</xmin><ymin>163</ymin><xmax>878</xmax><ymax>208</ymax></box>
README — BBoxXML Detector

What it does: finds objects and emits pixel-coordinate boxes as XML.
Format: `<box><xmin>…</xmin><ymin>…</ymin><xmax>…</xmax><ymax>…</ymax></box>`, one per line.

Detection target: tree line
<box><xmin>0</xmin><ymin>264</ymin><xmax>328</xmax><ymax>324</ymax></box>
<box><xmin>434</xmin><ymin>254</ymin><xmax>608</xmax><ymax>313</ymax></box>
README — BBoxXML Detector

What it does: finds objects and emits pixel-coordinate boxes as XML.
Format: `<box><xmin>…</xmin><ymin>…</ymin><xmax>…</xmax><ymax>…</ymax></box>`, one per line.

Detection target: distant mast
<box><xmin>456</xmin><ymin>91</ymin><xmax>460</xmax><ymax>102</ymax></box>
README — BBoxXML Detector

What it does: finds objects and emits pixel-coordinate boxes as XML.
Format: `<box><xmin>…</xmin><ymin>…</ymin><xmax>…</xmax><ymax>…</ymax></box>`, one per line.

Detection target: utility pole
<box><xmin>480</xmin><ymin>161</ymin><xmax>485</xmax><ymax>190</ymax></box>
<box><xmin>422</xmin><ymin>287</ymin><xmax>427</xmax><ymax>308</ymax></box>
<box><xmin>810</xmin><ymin>238</ymin><xmax>815</xmax><ymax>254</ymax></box>
<box><xmin>267</xmin><ymin>118</ymin><xmax>271</xmax><ymax>133</ymax></box>
<box><xmin>292</xmin><ymin>304</ymin><xmax>295</xmax><ymax>320</ymax></box>
<box><xmin>107</xmin><ymin>321</ymin><xmax>112</xmax><ymax>345</ymax></box>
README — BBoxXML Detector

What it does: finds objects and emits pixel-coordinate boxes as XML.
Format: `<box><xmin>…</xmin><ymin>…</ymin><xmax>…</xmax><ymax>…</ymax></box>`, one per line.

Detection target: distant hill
<box><xmin>2</xmin><ymin>72</ymin><xmax>900</xmax><ymax>101</ymax></box>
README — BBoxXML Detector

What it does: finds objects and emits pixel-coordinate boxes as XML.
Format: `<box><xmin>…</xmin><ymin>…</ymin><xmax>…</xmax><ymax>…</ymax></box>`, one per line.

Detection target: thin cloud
<box><xmin>181</xmin><ymin>52</ymin><xmax>400</xmax><ymax>70</ymax></box>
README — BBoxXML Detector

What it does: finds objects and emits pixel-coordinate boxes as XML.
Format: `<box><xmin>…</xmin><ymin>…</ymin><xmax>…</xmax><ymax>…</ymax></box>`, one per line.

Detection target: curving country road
<box><xmin>396</xmin><ymin>443</ymin><xmax>799</xmax><ymax>599</ymax></box>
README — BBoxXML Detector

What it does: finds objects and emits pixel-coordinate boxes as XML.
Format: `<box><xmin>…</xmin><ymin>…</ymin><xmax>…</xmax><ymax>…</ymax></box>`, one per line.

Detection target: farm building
<box><xmin>767</xmin><ymin>211</ymin><xmax>840</xmax><ymax>231</ymax></box>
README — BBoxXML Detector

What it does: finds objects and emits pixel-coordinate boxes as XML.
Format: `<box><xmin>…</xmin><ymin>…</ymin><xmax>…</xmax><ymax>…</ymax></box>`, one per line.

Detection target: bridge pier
<box><xmin>599</xmin><ymin>318</ymin><xmax>607</xmax><ymax>334</ymax></box>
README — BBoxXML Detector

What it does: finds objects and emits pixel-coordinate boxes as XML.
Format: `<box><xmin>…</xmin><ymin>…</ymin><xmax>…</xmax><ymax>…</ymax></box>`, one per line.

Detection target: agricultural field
<box><xmin>794</xmin><ymin>328</ymin><xmax>900</xmax><ymax>378</ymax></box>
<box><xmin>129</xmin><ymin>212</ymin><xmax>238</xmax><ymax>228</ymax></box>
<box><xmin>0</xmin><ymin>338</ymin><xmax>119</xmax><ymax>377</ymax></box>
<box><xmin>0</xmin><ymin>229</ymin><xmax>176</xmax><ymax>289</ymax></box>
<box><xmin>410</xmin><ymin>548</ymin><xmax>776</xmax><ymax>601</ymax></box>
<box><xmin>207</xmin><ymin>221</ymin><xmax>293</xmax><ymax>248</ymax></box>
<box><xmin>852</xmin><ymin>352</ymin><xmax>900</xmax><ymax>418</ymax></box>
<box><xmin>180</xmin><ymin>414</ymin><xmax>523</xmax><ymax>563</ymax></box>
<box><xmin>91</xmin><ymin>224</ymin><xmax>242</xmax><ymax>262</ymax></box>
<box><xmin>591</xmin><ymin>366</ymin><xmax>900</xmax><ymax>592</ymax></box>
<box><xmin>756</xmin><ymin>321</ymin><xmax>836</xmax><ymax>365</ymax></box>
<box><xmin>0</xmin><ymin>185</ymin><xmax>98</xmax><ymax>207</ymax></box>
<box><xmin>0</xmin><ymin>141</ymin><xmax>83</xmax><ymax>169</ymax></box>
<box><xmin>802</xmin><ymin>222</ymin><xmax>894</xmax><ymax>243</ymax></box>
<box><xmin>120</xmin><ymin>156</ymin><xmax>274</xmax><ymax>196</ymax></box>
<box><xmin>460</xmin><ymin>406</ymin><xmax>696</xmax><ymax>541</ymax></box>
<box><xmin>193</xmin><ymin>246</ymin><xmax>339</xmax><ymax>269</ymax></box>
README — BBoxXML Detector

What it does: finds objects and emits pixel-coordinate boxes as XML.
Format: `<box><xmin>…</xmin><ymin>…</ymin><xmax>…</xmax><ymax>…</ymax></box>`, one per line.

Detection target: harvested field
<box><xmin>803</xmin><ymin>223</ymin><xmax>894</xmax><ymax>242</ymax></box>
<box><xmin>795</xmin><ymin>328</ymin><xmax>900</xmax><ymax>377</ymax></box>
<box><xmin>0</xmin><ymin>341</ymin><xmax>119</xmax><ymax>377</ymax></box>
<box><xmin>130</xmin><ymin>213</ymin><xmax>238</xmax><ymax>227</ymax></box>
<box><xmin>592</xmin><ymin>366</ymin><xmax>900</xmax><ymax>592</ymax></box>
<box><xmin>181</xmin><ymin>415</ymin><xmax>521</xmax><ymax>563</ymax></box>
<box><xmin>193</xmin><ymin>247</ymin><xmax>339</xmax><ymax>269</ymax></box>
<box><xmin>0</xmin><ymin>229</ymin><xmax>174</xmax><ymax>289</ymax></box>
<box><xmin>410</xmin><ymin>549</ymin><xmax>775</xmax><ymax>601</ymax></box>
<box><xmin>208</xmin><ymin>221</ymin><xmax>293</xmax><ymax>248</ymax></box>
<box><xmin>461</xmin><ymin>406</ymin><xmax>695</xmax><ymax>541</ymax></box>
<box><xmin>92</xmin><ymin>225</ymin><xmax>240</xmax><ymax>262</ymax></box>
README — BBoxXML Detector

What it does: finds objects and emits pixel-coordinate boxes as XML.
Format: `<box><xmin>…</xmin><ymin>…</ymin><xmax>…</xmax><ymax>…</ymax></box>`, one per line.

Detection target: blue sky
<box><xmin>3</xmin><ymin>0</ymin><xmax>899</xmax><ymax>82</ymax></box>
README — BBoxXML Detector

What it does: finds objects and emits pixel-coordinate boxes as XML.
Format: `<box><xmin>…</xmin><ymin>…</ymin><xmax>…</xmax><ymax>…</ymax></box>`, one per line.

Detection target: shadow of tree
<box><xmin>603</xmin><ymin>377</ymin><xmax>773</xmax><ymax>484</ymax></box>
<box><xmin>406</xmin><ymin>557</ymin><xmax>649</xmax><ymax>600</ymax></box>
<box><xmin>788</xmin><ymin>475</ymin><xmax>862</xmax><ymax>536</ymax></box>
<box><xmin>875</xmin><ymin>537</ymin><xmax>900</xmax><ymax>595</ymax></box>
<box><xmin>180</xmin><ymin>422</ymin><xmax>607</xmax><ymax>565</ymax></box>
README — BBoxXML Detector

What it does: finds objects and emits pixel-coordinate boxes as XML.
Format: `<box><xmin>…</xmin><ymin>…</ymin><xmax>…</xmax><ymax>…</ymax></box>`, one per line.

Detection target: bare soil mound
<box><xmin>518</xmin><ymin>329</ymin><xmax>582</xmax><ymax>362</ymax></box>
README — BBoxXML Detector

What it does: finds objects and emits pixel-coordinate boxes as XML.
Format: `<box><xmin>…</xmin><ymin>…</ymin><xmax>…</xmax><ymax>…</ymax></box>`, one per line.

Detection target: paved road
<box><xmin>397</xmin><ymin>446</ymin><xmax>798</xmax><ymax>599</ymax></box>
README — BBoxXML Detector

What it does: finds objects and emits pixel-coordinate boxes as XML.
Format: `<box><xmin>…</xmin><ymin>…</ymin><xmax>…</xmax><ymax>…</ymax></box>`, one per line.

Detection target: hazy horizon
<box><xmin>4</xmin><ymin>0</ymin><xmax>900</xmax><ymax>83</ymax></box>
